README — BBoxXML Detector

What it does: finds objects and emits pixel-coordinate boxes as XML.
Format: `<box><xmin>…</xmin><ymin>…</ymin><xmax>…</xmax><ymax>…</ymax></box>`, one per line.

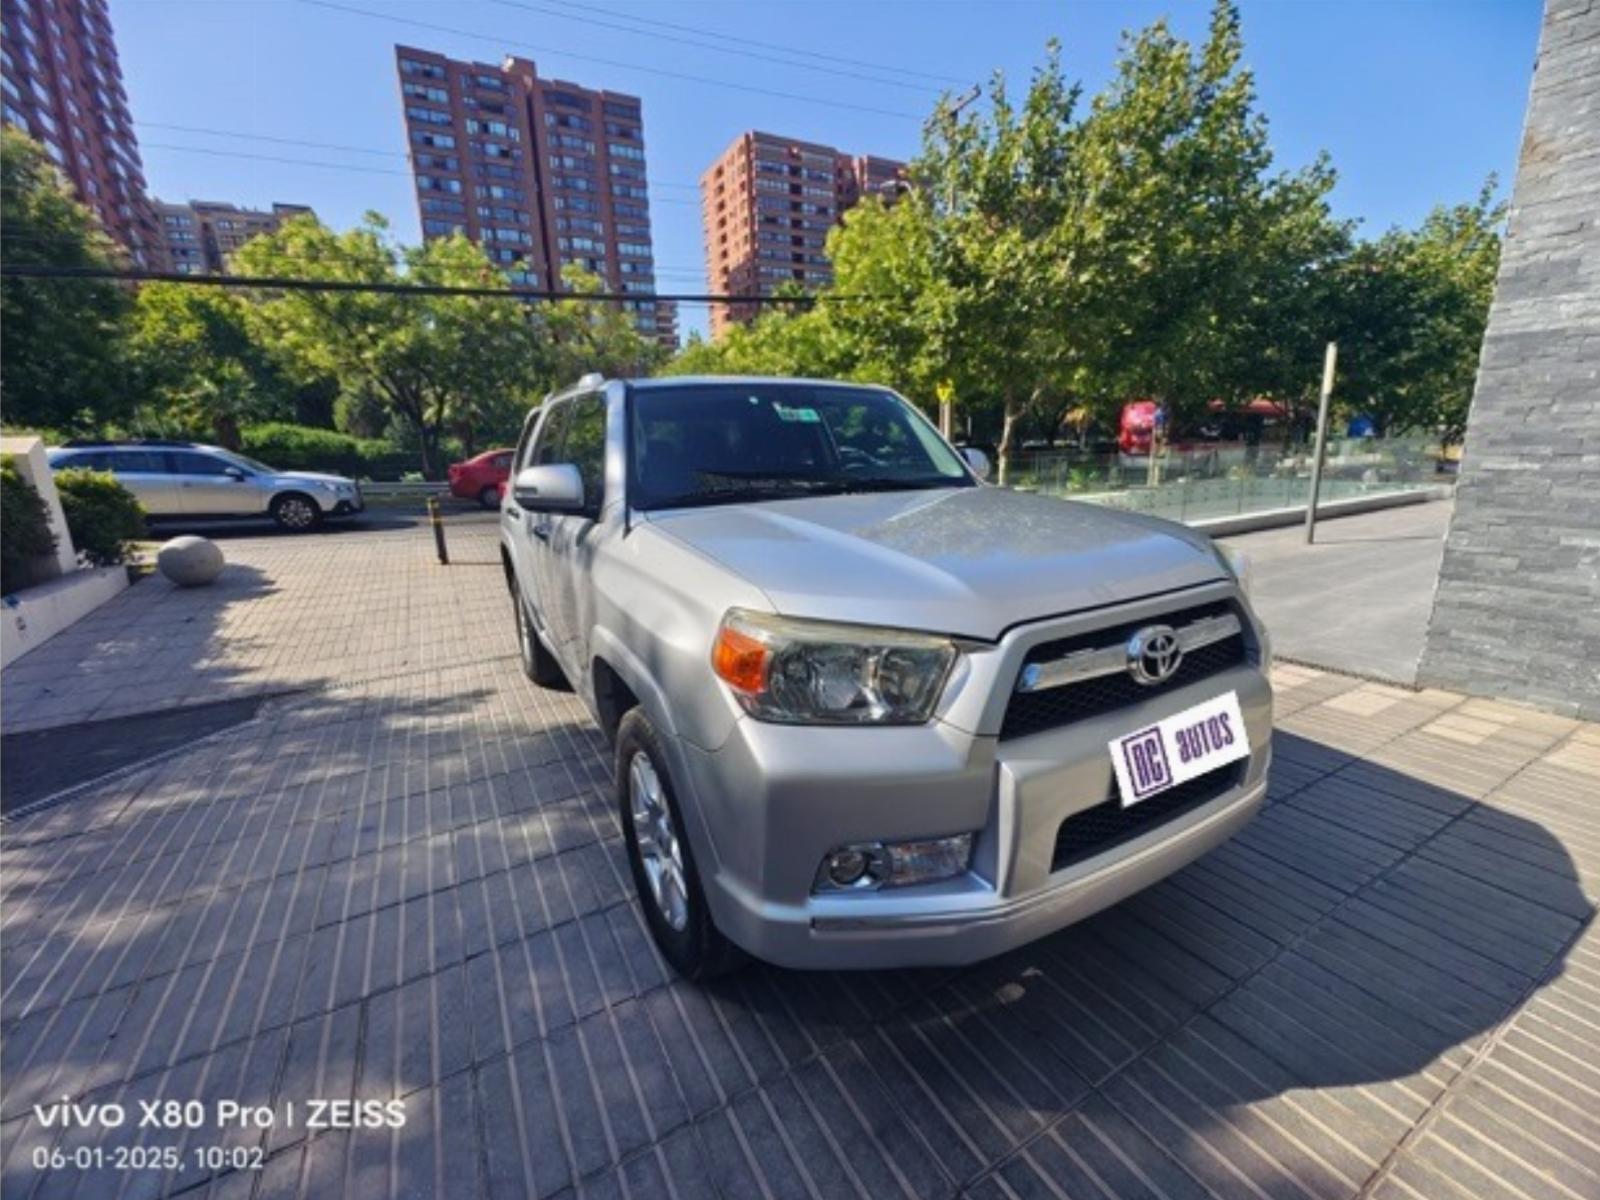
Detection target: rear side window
<box><xmin>55</xmin><ymin>450</ymin><xmax>111</xmax><ymax>470</ymax></box>
<box><xmin>108</xmin><ymin>451</ymin><xmax>167</xmax><ymax>474</ymax></box>
<box><xmin>492</xmin><ymin>453</ymin><xmax>512</xmax><ymax>471</ymax></box>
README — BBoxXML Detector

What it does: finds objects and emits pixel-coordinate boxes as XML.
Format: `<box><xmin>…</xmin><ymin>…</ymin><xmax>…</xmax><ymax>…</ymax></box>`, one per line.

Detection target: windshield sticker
<box><xmin>773</xmin><ymin>403</ymin><xmax>822</xmax><ymax>424</ymax></box>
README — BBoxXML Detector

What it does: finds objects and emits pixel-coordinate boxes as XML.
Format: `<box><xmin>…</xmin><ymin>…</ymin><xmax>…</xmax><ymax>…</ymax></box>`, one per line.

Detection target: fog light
<box><xmin>818</xmin><ymin>843</ymin><xmax>887</xmax><ymax>891</ymax></box>
<box><xmin>886</xmin><ymin>834</ymin><xmax>973</xmax><ymax>886</ymax></box>
<box><xmin>814</xmin><ymin>833</ymin><xmax>974</xmax><ymax>893</ymax></box>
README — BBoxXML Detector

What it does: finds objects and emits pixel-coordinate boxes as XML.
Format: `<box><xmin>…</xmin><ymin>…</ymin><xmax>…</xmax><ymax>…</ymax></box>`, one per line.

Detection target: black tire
<box><xmin>478</xmin><ymin>484</ymin><xmax>501</xmax><ymax>510</ymax></box>
<box><xmin>270</xmin><ymin>492</ymin><xmax>323</xmax><ymax>532</ymax></box>
<box><xmin>616</xmin><ymin>708</ymin><xmax>742</xmax><ymax>981</ymax></box>
<box><xmin>510</xmin><ymin>577</ymin><xmax>566</xmax><ymax>687</ymax></box>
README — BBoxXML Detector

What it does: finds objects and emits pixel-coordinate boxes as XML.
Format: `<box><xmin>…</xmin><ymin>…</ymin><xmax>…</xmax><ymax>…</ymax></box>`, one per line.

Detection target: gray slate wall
<box><xmin>1420</xmin><ymin>0</ymin><xmax>1600</xmax><ymax>719</ymax></box>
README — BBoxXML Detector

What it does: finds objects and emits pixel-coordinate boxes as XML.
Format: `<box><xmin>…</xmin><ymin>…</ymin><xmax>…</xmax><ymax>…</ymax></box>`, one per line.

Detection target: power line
<box><xmin>296</xmin><ymin>0</ymin><xmax>924</xmax><ymax>121</ymax></box>
<box><xmin>135</xmin><ymin>120</ymin><xmax>707</xmax><ymax>190</ymax></box>
<box><xmin>0</xmin><ymin>263</ymin><xmax>874</xmax><ymax>305</ymax></box>
<box><xmin>138</xmin><ymin>136</ymin><xmax>703</xmax><ymax>200</ymax></box>
<box><xmin>487</xmin><ymin>0</ymin><xmax>943</xmax><ymax>95</ymax></box>
<box><xmin>538</xmin><ymin>0</ymin><xmax>969</xmax><ymax>87</ymax></box>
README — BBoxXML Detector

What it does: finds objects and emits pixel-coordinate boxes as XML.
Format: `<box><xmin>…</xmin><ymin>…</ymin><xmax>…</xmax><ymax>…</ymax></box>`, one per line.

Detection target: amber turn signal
<box><xmin>711</xmin><ymin>622</ymin><xmax>769</xmax><ymax>694</ymax></box>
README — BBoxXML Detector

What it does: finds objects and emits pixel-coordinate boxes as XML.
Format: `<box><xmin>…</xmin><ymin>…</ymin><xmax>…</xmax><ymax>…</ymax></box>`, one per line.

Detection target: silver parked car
<box><xmin>501</xmin><ymin>376</ymin><xmax>1271</xmax><ymax>978</ymax></box>
<box><xmin>47</xmin><ymin>440</ymin><xmax>364</xmax><ymax>531</ymax></box>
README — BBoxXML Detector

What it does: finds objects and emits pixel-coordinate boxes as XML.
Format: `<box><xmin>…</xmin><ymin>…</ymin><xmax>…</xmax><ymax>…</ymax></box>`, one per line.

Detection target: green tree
<box><xmin>232</xmin><ymin>215</ymin><xmax>547</xmax><ymax>477</ymax></box>
<box><xmin>1074</xmin><ymin>2</ymin><xmax>1347</xmax><ymax>426</ymax></box>
<box><xmin>541</xmin><ymin>265</ymin><xmax>668</xmax><ymax>382</ymax></box>
<box><xmin>127</xmin><ymin>283</ymin><xmax>294</xmax><ymax>448</ymax></box>
<box><xmin>0</xmin><ymin>128</ymin><xmax>133</xmax><ymax>432</ymax></box>
<box><xmin>1331</xmin><ymin>180</ymin><xmax>1505</xmax><ymax>439</ymax></box>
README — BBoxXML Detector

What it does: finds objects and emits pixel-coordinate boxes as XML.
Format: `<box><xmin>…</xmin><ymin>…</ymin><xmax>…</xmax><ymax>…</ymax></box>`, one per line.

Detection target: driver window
<box><xmin>527</xmin><ymin>401</ymin><xmax>571</xmax><ymax>469</ymax></box>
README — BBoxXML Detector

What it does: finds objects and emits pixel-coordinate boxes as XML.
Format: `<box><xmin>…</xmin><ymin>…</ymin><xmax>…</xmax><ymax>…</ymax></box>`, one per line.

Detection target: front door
<box><xmin>171</xmin><ymin>450</ymin><xmax>261</xmax><ymax>515</ymax></box>
<box><xmin>506</xmin><ymin>399</ymin><xmax>571</xmax><ymax>648</ymax></box>
<box><xmin>540</xmin><ymin>392</ymin><xmax>607</xmax><ymax>673</ymax></box>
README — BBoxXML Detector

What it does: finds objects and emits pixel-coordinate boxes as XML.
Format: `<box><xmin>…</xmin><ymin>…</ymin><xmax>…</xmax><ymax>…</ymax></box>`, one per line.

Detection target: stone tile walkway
<box><xmin>1</xmin><ymin>519</ymin><xmax>1596</xmax><ymax>1200</ymax></box>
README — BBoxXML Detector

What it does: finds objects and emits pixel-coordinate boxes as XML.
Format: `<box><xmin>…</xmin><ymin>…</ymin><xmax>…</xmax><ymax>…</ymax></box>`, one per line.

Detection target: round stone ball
<box><xmin>157</xmin><ymin>535</ymin><xmax>225</xmax><ymax>587</ymax></box>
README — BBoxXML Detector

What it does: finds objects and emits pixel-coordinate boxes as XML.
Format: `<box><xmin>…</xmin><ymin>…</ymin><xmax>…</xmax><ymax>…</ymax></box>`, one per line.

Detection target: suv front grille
<box><xmin>1000</xmin><ymin>601</ymin><xmax>1247</xmax><ymax>740</ymax></box>
<box><xmin>1051</xmin><ymin>761</ymin><xmax>1245</xmax><ymax>873</ymax></box>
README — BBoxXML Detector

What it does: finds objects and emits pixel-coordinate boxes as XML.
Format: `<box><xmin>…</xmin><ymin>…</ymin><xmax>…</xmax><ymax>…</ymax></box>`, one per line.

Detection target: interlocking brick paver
<box><xmin>1</xmin><ymin>514</ymin><xmax>1596</xmax><ymax>1199</ymax></box>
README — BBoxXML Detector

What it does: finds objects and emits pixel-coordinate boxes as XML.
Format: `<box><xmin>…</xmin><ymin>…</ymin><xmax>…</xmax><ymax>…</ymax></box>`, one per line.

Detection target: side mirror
<box><xmin>512</xmin><ymin>463</ymin><xmax>585</xmax><ymax>512</ymax></box>
<box><xmin>961</xmin><ymin>447</ymin><xmax>992</xmax><ymax>482</ymax></box>
<box><xmin>224</xmin><ymin>467</ymin><xmax>247</xmax><ymax>481</ymax></box>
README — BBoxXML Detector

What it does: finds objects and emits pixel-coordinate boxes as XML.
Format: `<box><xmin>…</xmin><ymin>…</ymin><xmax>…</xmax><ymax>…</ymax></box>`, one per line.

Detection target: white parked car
<box><xmin>48</xmin><ymin>440</ymin><xmax>364</xmax><ymax>532</ymax></box>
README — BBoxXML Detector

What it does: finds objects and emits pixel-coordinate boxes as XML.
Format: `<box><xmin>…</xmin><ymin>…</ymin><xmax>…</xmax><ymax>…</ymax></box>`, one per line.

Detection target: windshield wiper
<box><xmin>646</xmin><ymin>480</ymin><xmax>846</xmax><ymax>510</ymax></box>
<box><xmin>838</xmin><ymin>477</ymin><xmax>963</xmax><ymax>492</ymax></box>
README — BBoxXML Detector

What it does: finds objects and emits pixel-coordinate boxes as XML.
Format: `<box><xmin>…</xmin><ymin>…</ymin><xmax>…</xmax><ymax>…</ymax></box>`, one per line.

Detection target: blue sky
<box><xmin>114</xmin><ymin>0</ymin><xmax>1542</xmax><ymax>341</ymax></box>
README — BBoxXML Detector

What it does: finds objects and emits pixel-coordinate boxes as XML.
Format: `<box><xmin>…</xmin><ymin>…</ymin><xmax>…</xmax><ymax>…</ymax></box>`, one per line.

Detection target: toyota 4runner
<box><xmin>500</xmin><ymin>376</ymin><xmax>1271</xmax><ymax>978</ymax></box>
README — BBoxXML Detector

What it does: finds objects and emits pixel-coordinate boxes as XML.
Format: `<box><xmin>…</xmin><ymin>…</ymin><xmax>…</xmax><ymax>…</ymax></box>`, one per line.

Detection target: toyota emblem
<box><xmin>1127</xmin><ymin>624</ymin><xmax>1183</xmax><ymax>685</ymax></box>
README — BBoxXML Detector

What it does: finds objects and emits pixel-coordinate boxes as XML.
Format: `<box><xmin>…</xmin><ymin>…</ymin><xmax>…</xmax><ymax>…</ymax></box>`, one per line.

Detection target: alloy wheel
<box><xmin>628</xmin><ymin>750</ymin><xmax>688</xmax><ymax>931</ymax></box>
<box><xmin>279</xmin><ymin>497</ymin><xmax>315</xmax><ymax>529</ymax></box>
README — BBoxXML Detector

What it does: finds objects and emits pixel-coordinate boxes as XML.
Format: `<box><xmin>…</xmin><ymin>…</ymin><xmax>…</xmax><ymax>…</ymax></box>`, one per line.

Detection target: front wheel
<box><xmin>478</xmin><ymin>484</ymin><xmax>501</xmax><ymax>510</ymax></box>
<box><xmin>510</xmin><ymin>577</ymin><xmax>566</xmax><ymax>687</ymax></box>
<box><xmin>270</xmin><ymin>492</ymin><xmax>322</xmax><ymax>532</ymax></box>
<box><xmin>616</xmin><ymin>708</ymin><xmax>741</xmax><ymax>981</ymax></box>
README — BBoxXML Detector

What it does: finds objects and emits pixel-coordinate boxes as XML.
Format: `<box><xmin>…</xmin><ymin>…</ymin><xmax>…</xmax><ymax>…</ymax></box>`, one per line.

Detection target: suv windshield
<box><xmin>629</xmin><ymin>383</ymin><xmax>973</xmax><ymax>511</ymax></box>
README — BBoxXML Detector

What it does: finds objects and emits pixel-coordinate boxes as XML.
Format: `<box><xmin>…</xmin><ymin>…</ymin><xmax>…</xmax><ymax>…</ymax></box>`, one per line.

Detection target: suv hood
<box><xmin>644</xmin><ymin>486</ymin><xmax>1227</xmax><ymax>641</ymax></box>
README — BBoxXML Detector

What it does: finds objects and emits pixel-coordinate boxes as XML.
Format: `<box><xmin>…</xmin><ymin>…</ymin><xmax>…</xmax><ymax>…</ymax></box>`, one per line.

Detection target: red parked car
<box><xmin>448</xmin><ymin>448</ymin><xmax>515</xmax><ymax>509</ymax></box>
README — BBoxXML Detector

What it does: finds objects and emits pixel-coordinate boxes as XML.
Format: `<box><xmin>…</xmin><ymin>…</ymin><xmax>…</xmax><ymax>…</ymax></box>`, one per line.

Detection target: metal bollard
<box><xmin>426</xmin><ymin>496</ymin><xmax>449</xmax><ymax>564</ymax></box>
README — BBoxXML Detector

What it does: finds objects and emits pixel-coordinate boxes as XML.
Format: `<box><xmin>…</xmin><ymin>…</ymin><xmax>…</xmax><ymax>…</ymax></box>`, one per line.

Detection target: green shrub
<box><xmin>1</xmin><ymin>455</ymin><xmax>58</xmax><ymax>594</ymax></box>
<box><xmin>240</xmin><ymin>422</ymin><xmax>417</xmax><ymax>481</ymax></box>
<box><xmin>55</xmin><ymin>468</ymin><xmax>145</xmax><ymax>567</ymax></box>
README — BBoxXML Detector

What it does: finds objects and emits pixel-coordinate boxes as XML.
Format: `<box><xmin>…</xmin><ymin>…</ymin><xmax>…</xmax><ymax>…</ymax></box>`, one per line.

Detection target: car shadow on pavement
<box><xmin>698</xmin><ymin>728</ymin><xmax>1592</xmax><ymax>1192</ymax></box>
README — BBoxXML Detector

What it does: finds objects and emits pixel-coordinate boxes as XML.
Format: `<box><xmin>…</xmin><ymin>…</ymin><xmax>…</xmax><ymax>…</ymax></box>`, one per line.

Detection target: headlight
<box><xmin>1215</xmin><ymin>542</ymin><xmax>1253</xmax><ymax>597</ymax></box>
<box><xmin>335</xmin><ymin>481</ymin><xmax>356</xmax><ymax>495</ymax></box>
<box><xmin>711</xmin><ymin>608</ymin><xmax>957</xmax><ymax>725</ymax></box>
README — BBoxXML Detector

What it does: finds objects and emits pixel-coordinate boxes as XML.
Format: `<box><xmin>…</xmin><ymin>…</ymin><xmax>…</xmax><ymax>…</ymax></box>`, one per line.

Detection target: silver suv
<box><xmin>47</xmin><ymin>441</ymin><xmax>364</xmax><ymax>531</ymax></box>
<box><xmin>501</xmin><ymin>377</ymin><xmax>1271</xmax><ymax>978</ymax></box>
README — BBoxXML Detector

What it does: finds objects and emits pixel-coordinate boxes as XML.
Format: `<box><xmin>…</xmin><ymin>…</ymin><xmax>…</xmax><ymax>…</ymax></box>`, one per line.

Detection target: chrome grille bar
<box><xmin>1016</xmin><ymin>611</ymin><xmax>1242</xmax><ymax>694</ymax></box>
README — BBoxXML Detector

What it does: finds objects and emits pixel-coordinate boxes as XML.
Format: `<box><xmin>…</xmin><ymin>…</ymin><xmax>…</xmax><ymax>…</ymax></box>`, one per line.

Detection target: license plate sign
<box><xmin>1110</xmin><ymin>692</ymin><xmax>1249</xmax><ymax>807</ymax></box>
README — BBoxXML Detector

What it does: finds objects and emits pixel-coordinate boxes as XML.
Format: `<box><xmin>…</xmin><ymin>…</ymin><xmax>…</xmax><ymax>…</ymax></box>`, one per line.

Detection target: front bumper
<box><xmin>675</xmin><ymin>586</ymin><xmax>1272</xmax><ymax>970</ymax></box>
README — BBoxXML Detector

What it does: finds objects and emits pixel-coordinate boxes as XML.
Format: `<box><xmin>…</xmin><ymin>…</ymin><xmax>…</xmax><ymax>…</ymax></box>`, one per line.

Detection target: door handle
<box><xmin>532</xmin><ymin>522</ymin><xmax>551</xmax><ymax>542</ymax></box>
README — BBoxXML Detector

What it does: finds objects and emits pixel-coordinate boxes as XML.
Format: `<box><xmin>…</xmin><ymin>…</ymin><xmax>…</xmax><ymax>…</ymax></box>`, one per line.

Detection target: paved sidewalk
<box><xmin>1218</xmin><ymin>498</ymin><xmax>1451</xmax><ymax>685</ymax></box>
<box><xmin>1</xmin><ymin>517</ymin><xmax>1597</xmax><ymax>1200</ymax></box>
<box><xmin>0</xmin><ymin>514</ymin><xmax>508</xmax><ymax>735</ymax></box>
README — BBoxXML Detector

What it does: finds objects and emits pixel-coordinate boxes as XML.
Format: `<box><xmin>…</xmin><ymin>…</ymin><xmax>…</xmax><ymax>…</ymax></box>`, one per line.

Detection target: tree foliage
<box><xmin>231</xmin><ymin>215</ymin><xmax>549</xmax><ymax>476</ymax></box>
<box><xmin>663</xmin><ymin>0</ymin><xmax>1501</xmax><ymax>469</ymax></box>
<box><xmin>127</xmin><ymin>284</ymin><xmax>294</xmax><ymax>448</ymax></box>
<box><xmin>0</xmin><ymin>129</ymin><xmax>133</xmax><ymax>432</ymax></box>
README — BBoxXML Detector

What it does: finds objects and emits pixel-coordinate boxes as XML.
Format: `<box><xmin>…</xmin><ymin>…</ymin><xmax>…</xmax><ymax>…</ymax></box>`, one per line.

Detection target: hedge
<box><xmin>55</xmin><ymin>468</ymin><xmax>146</xmax><ymax>567</ymax></box>
<box><xmin>1</xmin><ymin>455</ymin><xmax>58</xmax><ymax>594</ymax></box>
<box><xmin>240</xmin><ymin>423</ymin><xmax>418</xmax><ymax>481</ymax></box>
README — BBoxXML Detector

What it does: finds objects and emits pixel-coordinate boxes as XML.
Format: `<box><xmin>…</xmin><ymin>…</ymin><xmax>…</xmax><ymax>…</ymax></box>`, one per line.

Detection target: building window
<box><xmin>604</xmin><ymin>122</ymin><xmax>637</xmax><ymax>140</ymax></box>
<box><xmin>410</xmin><ymin>130</ymin><xmax>456</xmax><ymax>150</ymax></box>
<box><xmin>544</xmin><ymin>111</ymin><xmax>591</xmax><ymax>133</ymax></box>
<box><xmin>402</xmin><ymin>82</ymin><xmax>449</xmax><ymax>104</ymax></box>
<box><xmin>602</xmin><ymin>100</ymin><xmax>639</xmax><ymax>120</ymax></box>
<box><xmin>473</xmin><ymin>73</ymin><xmax>506</xmax><ymax>91</ymax></box>
<box><xmin>611</xmin><ymin>182</ymin><xmax>647</xmax><ymax>200</ymax></box>
<box><xmin>399</xmin><ymin>57</ymin><xmax>446</xmax><ymax>80</ymax></box>
<box><xmin>608</xmin><ymin>142</ymin><xmax>645</xmax><ymax>162</ymax></box>
<box><xmin>423</xmin><ymin>219</ymin><xmax>465</xmax><ymax>236</ymax></box>
<box><xmin>406</xmin><ymin>106</ymin><xmax>451</xmax><ymax>126</ymax></box>
<box><xmin>417</xmin><ymin>175</ymin><xmax>462</xmax><ymax>194</ymax></box>
<box><xmin>544</xmin><ymin>89</ymin><xmax>590</xmax><ymax>110</ymax></box>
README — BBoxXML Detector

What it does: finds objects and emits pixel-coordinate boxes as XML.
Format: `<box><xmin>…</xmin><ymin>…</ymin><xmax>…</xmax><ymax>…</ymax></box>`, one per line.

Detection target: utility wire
<box><xmin>538</xmin><ymin>0</ymin><xmax>969</xmax><ymax>87</ymax></box>
<box><xmin>0</xmin><ymin>263</ymin><xmax>874</xmax><ymax>305</ymax></box>
<box><xmin>140</xmin><ymin>140</ymin><xmax>703</xmax><ymax>202</ymax></box>
<box><xmin>487</xmin><ymin>0</ymin><xmax>942</xmax><ymax>95</ymax></box>
<box><xmin>135</xmin><ymin>121</ymin><xmax>708</xmax><ymax>190</ymax></box>
<box><xmin>297</xmin><ymin>0</ymin><xmax>924</xmax><ymax>121</ymax></box>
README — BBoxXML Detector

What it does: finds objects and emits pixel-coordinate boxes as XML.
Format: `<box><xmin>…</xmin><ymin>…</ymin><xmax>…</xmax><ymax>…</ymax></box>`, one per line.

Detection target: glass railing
<box><xmin>1007</xmin><ymin>437</ymin><xmax>1451</xmax><ymax>524</ymax></box>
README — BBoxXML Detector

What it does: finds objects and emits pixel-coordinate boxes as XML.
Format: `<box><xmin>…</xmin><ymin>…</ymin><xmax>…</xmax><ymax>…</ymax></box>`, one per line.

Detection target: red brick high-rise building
<box><xmin>701</xmin><ymin>132</ymin><xmax>905</xmax><ymax>338</ymax></box>
<box><xmin>154</xmin><ymin>199</ymin><xmax>316</xmax><ymax>275</ymax></box>
<box><xmin>394</xmin><ymin>45</ymin><xmax>675</xmax><ymax>349</ymax></box>
<box><xmin>0</xmin><ymin>0</ymin><xmax>161</xmax><ymax>266</ymax></box>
